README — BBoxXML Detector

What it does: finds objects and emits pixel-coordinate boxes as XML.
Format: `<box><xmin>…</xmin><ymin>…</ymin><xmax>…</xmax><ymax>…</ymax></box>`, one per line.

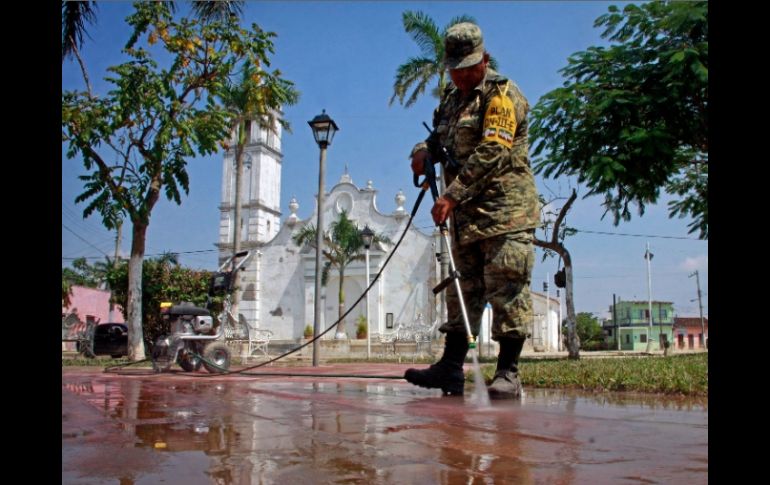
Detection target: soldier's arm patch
<box><xmin>482</xmin><ymin>83</ymin><xmax>516</xmax><ymax>149</ymax></box>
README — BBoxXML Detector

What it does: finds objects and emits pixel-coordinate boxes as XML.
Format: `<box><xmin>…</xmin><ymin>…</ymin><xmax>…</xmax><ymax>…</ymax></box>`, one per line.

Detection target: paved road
<box><xmin>63</xmin><ymin>364</ymin><xmax>707</xmax><ymax>484</ymax></box>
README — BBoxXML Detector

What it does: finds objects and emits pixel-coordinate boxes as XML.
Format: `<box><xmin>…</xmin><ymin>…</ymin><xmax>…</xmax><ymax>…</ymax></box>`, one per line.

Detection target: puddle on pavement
<box><xmin>63</xmin><ymin>372</ymin><xmax>707</xmax><ymax>484</ymax></box>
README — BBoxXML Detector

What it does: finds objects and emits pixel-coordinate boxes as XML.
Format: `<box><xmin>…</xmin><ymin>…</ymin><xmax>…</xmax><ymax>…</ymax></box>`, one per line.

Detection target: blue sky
<box><xmin>62</xmin><ymin>1</ymin><xmax>708</xmax><ymax>320</ymax></box>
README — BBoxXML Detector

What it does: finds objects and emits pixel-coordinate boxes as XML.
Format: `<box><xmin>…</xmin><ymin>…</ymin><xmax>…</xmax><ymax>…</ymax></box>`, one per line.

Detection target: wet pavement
<box><xmin>63</xmin><ymin>364</ymin><xmax>707</xmax><ymax>484</ymax></box>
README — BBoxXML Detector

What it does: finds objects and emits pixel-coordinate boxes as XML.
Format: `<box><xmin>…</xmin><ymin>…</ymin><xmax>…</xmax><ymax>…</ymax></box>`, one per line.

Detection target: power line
<box><xmin>573</xmin><ymin>228</ymin><xmax>702</xmax><ymax>240</ymax></box>
<box><xmin>62</xmin><ymin>224</ymin><xmax>110</xmax><ymax>257</ymax></box>
<box><xmin>63</xmin><ymin>247</ymin><xmax>220</xmax><ymax>261</ymax></box>
<box><xmin>61</xmin><ymin>206</ymin><xmax>109</xmax><ymax>240</ymax></box>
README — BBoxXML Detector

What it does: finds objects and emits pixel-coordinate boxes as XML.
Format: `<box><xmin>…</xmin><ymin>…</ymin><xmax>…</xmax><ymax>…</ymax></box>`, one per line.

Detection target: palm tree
<box><xmin>61</xmin><ymin>1</ymin><xmax>98</xmax><ymax>62</ymax></box>
<box><xmin>190</xmin><ymin>1</ymin><xmax>244</xmax><ymax>23</ymax></box>
<box><xmin>62</xmin><ymin>279</ymin><xmax>73</xmax><ymax>308</ymax></box>
<box><xmin>219</xmin><ymin>60</ymin><xmax>299</xmax><ymax>318</ymax></box>
<box><xmin>389</xmin><ymin>11</ymin><xmax>498</xmax><ymax>107</ymax></box>
<box><xmin>292</xmin><ymin>211</ymin><xmax>391</xmax><ymax>338</ymax></box>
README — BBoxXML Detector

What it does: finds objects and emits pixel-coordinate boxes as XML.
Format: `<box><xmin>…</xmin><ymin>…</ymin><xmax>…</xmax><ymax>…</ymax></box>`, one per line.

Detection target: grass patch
<box><xmin>470</xmin><ymin>353</ymin><xmax>707</xmax><ymax>396</ymax></box>
<box><xmin>328</xmin><ymin>356</ymin><xmax>436</xmax><ymax>365</ymax></box>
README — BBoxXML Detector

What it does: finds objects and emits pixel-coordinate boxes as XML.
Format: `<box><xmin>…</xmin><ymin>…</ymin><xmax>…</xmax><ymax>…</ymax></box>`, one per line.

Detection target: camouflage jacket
<box><xmin>412</xmin><ymin>68</ymin><xmax>540</xmax><ymax>245</ymax></box>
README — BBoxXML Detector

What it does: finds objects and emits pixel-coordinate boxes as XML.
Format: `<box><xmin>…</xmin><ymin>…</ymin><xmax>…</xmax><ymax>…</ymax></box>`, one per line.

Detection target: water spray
<box><xmin>415</xmin><ymin>124</ymin><xmax>489</xmax><ymax>404</ymax></box>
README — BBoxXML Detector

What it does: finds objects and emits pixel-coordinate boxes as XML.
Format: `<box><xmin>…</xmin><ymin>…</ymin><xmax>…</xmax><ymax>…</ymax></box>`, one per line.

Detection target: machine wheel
<box><xmin>151</xmin><ymin>335</ymin><xmax>173</xmax><ymax>373</ymax></box>
<box><xmin>202</xmin><ymin>342</ymin><xmax>231</xmax><ymax>373</ymax></box>
<box><xmin>178</xmin><ymin>351</ymin><xmax>203</xmax><ymax>372</ymax></box>
<box><xmin>80</xmin><ymin>342</ymin><xmax>95</xmax><ymax>359</ymax></box>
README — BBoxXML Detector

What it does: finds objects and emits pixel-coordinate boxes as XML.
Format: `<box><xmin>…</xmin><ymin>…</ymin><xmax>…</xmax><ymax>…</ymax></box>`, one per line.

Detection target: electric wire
<box><xmin>105</xmin><ymin>187</ymin><xmax>430</xmax><ymax>379</ymax></box>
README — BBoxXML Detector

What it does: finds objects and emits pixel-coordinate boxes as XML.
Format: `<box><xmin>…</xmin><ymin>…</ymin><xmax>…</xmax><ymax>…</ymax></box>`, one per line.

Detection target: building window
<box><xmin>607</xmin><ymin>328</ymin><xmax>613</xmax><ymax>337</ymax></box>
<box><xmin>661</xmin><ymin>309</ymin><xmax>667</xmax><ymax>319</ymax></box>
<box><xmin>640</xmin><ymin>334</ymin><xmax>647</xmax><ymax>343</ymax></box>
<box><xmin>386</xmin><ymin>313</ymin><xmax>394</xmax><ymax>329</ymax></box>
<box><xmin>625</xmin><ymin>334</ymin><xmax>630</xmax><ymax>344</ymax></box>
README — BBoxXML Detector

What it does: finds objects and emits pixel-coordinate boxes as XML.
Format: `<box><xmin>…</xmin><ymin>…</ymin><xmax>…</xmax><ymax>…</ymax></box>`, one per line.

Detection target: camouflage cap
<box><xmin>444</xmin><ymin>22</ymin><xmax>484</xmax><ymax>70</ymax></box>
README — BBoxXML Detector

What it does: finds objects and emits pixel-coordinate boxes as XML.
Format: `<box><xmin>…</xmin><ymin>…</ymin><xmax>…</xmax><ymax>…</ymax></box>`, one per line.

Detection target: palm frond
<box><xmin>405</xmin><ymin>64</ymin><xmax>437</xmax><ymax>107</ymax></box>
<box><xmin>191</xmin><ymin>1</ymin><xmax>244</xmax><ymax>23</ymax></box>
<box><xmin>402</xmin><ymin>11</ymin><xmax>443</xmax><ymax>59</ymax></box>
<box><xmin>488</xmin><ymin>55</ymin><xmax>500</xmax><ymax>71</ymax></box>
<box><xmin>292</xmin><ymin>223</ymin><xmax>318</xmax><ymax>248</ymax></box>
<box><xmin>444</xmin><ymin>15</ymin><xmax>477</xmax><ymax>33</ymax></box>
<box><xmin>389</xmin><ymin>57</ymin><xmax>438</xmax><ymax>106</ymax></box>
<box><xmin>62</xmin><ymin>1</ymin><xmax>98</xmax><ymax>61</ymax></box>
<box><xmin>321</xmin><ymin>261</ymin><xmax>331</xmax><ymax>286</ymax></box>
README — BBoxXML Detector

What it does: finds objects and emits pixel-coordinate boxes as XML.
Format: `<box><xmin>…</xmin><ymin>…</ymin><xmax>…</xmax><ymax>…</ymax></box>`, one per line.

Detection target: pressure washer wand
<box><xmin>413</xmin><ymin>128</ymin><xmax>476</xmax><ymax>350</ymax></box>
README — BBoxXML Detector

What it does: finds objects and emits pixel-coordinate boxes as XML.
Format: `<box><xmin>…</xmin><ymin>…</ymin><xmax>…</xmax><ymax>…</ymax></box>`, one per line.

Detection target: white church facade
<box><xmin>215</xmin><ymin>115</ymin><xmax>561</xmax><ymax>351</ymax></box>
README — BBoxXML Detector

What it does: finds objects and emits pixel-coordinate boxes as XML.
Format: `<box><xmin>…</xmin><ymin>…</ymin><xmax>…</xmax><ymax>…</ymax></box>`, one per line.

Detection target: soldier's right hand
<box><xmin>411</xmin><ymin>149</ymin><xmax>428</xmax><ymax>175</ymax></box>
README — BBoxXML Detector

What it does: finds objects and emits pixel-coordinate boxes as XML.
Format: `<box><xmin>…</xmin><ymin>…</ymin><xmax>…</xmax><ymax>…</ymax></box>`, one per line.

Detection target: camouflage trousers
<box><xmin>439</xmin><ymin>230</ymin><xmax>534</xmax><ymax>340</ymax></box>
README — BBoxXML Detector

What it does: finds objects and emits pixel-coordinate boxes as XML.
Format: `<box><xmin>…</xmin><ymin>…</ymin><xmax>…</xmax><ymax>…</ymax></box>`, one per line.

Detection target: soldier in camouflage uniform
<box><xmin>404</xmin><ymin>23</ymin><xmax>540</xmax><ymax>399</ymax></box>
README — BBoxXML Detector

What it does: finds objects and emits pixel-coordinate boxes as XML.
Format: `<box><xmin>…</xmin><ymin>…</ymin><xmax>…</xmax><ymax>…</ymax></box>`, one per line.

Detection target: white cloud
<box><xmin>680</xmin><ymin>254</ymin><xmax>708</xmax><ymax>272</ymax></box>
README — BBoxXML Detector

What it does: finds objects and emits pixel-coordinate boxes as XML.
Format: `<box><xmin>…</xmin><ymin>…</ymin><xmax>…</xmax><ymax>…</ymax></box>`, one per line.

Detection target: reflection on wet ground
<box><xmin>63</xmin><ymin>365</ymin><xmax>707</xmax><ymax>484</ymax></box>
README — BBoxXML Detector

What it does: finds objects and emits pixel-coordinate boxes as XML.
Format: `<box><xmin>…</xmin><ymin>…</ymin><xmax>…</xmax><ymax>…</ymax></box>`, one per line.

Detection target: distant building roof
<box><xmin>674</xmin><ymin>317</ymin><xmax>709</xmax><ymax>329</ymax></box>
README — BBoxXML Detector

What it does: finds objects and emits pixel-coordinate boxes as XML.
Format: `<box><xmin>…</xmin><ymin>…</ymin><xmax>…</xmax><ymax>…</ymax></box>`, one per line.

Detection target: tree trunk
<box><xmin>127</xmin><ymin>222</ymin><xmax>147</xmax><ymax>361</ymax></box>
<box><xmin>336</xmin><ymin>266</ymin><xmax>346</xmax><ymax>338</ymax></box>
<box><xmin>231</xmin><ymin>127</ymin><xmax>245</xmax><ymax>319</ymax></box>
<box><xmin>534</xmin><ymin>189</ymin><xmax>580</xmax><ymax>359</ymax></box>
<box><xmin>561</xmin><ymin>249</ymin><xmax>580</xmax><ymax>359</ymax></box>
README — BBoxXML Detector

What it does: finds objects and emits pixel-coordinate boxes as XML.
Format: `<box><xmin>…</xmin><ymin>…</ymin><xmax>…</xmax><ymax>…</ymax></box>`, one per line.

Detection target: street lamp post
<box><xmin>689</xmin><ymin>270</ymin><xmax>706</xmax><ymax>348</ymax></box>
<box><xmin>361</xmin><ymin>225</ymin><xmax>374</xmax><ymax>360</ymax></box>
<box><xmin>644</xmin><ymin>242</ymin><xmax>654</xmax><ymax>353</ymax></box>
<box><xmin>308</xmin><ymin>110</ymin><xmax>339</xmax><ymax>367</ymax></box>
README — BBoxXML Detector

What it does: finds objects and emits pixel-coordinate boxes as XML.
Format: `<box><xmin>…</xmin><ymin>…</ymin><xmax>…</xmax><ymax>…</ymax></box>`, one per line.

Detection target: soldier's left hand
<box><xmin>431</xmin><ymin>196</ymin><xmax>457</xmax><ymax>225</ymax></box>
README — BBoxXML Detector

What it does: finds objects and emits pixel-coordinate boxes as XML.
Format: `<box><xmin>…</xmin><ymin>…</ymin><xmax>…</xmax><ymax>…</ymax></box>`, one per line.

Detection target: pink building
<box><xmin>673</xmin><ymin>317</ymin><xmax>708</xmax><ymax>350</ymax></box>
<box><xmin>62</xmin><ymin>285</ymin><xmax>124</xmax><ymax>325</ymax></box>
<box><xmin>62</xmin><ymin>285</ymin><xmax>123</xmax><ymax>351</ymax></box>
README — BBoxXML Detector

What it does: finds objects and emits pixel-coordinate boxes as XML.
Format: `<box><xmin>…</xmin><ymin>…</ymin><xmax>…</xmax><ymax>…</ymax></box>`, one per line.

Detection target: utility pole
<box><xmin>108</xmin><ymin>223</ymin><xmax>122</xmax><ymax>322</ymax></box>
<box><xmin>544</xmin><ymin>278</ymin><xmax>549</xmax><ymax>350</ymax></box>
<box><xmin>689</xmin><ymin>270</ymin><xmax>706</xmax><ymax>348</ymax></box>
<box><xmin>644</xmin><ymin>242</ymin><xmax>654</xmax><ymax>353</ymax></box>
<box><xmin>613</xmin><ymin>293</ymin><xmax>620</xmax><ymax>350</ymax></box>
<box><xmin>658</xmin><ymin>302</ymin><xmax>663</xmax><ymax>349</ymax></box>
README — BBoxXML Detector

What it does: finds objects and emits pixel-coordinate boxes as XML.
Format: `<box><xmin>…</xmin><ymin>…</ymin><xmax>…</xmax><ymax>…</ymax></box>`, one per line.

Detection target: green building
<box><xmin>603</xmin><ymin>300</ymin><xmax>674</xmax><ymax>351</ymax></box>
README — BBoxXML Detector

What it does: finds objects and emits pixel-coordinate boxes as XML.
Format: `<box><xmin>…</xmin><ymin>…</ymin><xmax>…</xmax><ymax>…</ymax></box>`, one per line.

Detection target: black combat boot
<box><xmin>488</xmin><ymin>337</ymin><xmax>526</xmax><ymax>399</ymax></box>
<box><xmin>404</xmin><ymin>332</ymin><xmax>469</xmax><ymax>395</ymax></box>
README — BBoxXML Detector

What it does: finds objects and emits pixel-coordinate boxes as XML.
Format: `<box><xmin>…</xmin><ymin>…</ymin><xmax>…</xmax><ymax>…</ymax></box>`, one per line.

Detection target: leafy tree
<box><xmin>62</xmin><ymin>280</ymin><xmax>73</xmax><ymax>308</ymax></box>
<box><xmin>574</xmin><ymin>312</ymin><xmax>605</xmax><ymax>350</ymax></box>
<box><xmin>107</xmin><ymin>256</ymin><xmax>218</xmax><ymax>351</ymax></box>
<box><xmin>530</xmin><ymin>1</ymin><xmax>708</xmax><ymax>238</ymax></box>
<box><xmin>62</xmin><ymin>257</ymin><xmax>113</xmax><ymax>289</ymax></box>
<box><xmin>219</xmin><ymin>60</ymin><xmax>299</xmax><ymax>318</ymax></box>
<box><xmin>389</xmin><ymin>11</ymin><xmax>498</xmax><ymax>107</ymax></box>
<box><xmin>292</xmin><ymin>211</ymin><xmax>391</xmax><ymax>338</ymax></box>
<box><xmin>62</xmin><ymin>2</ymin><xmax>297</xmax><ymax>360</ymax></box>
<box><xmin>62</xmin><ymin>1</ymin><xmax>244</xmax><ymax>91</ymax></box>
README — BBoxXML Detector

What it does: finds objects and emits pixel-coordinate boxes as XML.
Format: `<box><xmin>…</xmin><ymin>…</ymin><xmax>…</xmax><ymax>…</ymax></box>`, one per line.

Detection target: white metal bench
<box><xmin>223</xmin><ymin>313</ymin><xmax>272</xmax><ymax>361</ymax></box>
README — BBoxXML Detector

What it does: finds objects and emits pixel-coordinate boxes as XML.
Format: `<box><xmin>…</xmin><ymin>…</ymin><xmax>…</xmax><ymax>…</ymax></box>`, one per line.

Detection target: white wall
<box><xmin>239</xmin><ymin>178</ymin><xmax>436</xmax><ymax>340</ymax></box>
